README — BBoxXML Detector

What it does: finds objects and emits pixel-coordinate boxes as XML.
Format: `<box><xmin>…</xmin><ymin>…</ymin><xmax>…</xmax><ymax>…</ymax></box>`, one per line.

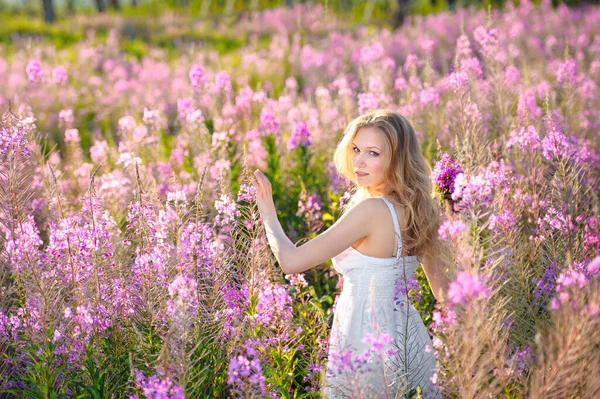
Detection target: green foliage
<box><xmin>6</xmin><ymin>327</ymin><xmax>69</xmax><ymax>399</ymax></box>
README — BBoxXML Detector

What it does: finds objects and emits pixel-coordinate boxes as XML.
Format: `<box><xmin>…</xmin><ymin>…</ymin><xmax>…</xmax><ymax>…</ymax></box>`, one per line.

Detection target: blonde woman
<box><xmin>250</xmin><ymin>109</ymin><xmax>450</xmax><ymax>398</ymax></box>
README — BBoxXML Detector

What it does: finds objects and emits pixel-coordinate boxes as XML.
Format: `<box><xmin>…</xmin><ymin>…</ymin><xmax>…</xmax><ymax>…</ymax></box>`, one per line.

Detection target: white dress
<box><xmin>324</xmin><ymin>197</ymin><xmax>442</xmax><ymax>399</ymax></box>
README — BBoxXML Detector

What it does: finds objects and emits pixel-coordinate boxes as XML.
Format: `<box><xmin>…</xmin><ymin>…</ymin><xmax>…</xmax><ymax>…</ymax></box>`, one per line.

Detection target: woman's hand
<box><xmin>249</xmin><ymin>169</ymin><xmax>277</xmax><ymax>219</ymax></box>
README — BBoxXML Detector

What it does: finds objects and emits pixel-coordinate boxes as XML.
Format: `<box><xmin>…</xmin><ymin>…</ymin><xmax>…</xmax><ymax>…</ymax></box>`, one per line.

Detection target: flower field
<box><xmin>1</xmin><ymin>1</ymin><xmax>600</xmax><ymax>397</ymax></box>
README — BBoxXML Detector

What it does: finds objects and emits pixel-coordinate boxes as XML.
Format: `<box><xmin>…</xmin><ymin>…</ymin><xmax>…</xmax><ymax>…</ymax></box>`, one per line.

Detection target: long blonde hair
<box><xmin>333</xmin><ymin>109</ymin><xmax>443</xmax><ymax>259</ymax></box>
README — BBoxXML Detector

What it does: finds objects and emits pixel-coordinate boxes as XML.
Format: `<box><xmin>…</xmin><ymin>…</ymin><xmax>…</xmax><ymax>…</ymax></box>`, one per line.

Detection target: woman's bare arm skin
<box><xmin>250</xmin><ymin>169</ymin><xmax>379</xmax><ymax>275</ymax></box>
<box><xmin>262</xmin><ymin>198</ymin><xmax>380</xmax><ymax>275</ymax></box>
<box><xmin>420</xmin><ymin>252</ymin><xmax>452</xmax><ymax>304</ymax></box>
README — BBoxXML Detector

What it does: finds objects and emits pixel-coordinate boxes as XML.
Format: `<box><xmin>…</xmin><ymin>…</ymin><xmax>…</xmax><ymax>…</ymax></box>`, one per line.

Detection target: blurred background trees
<box><xmin>1</xmin><ymin>0</ymin><xmax>599</xmax><ymax>50</ymax></box>
<box><xmin>5</xmin><ymin>0</ymin><xmax>600</xmax><ymax>26</ymax></box>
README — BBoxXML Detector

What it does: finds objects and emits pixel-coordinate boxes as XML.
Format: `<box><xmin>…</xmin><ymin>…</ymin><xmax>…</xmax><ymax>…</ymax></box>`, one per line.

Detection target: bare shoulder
<box><xmin>345</xmin><ymin>197</ymin><xmax>388</xmax><ymax>218</ymax></box>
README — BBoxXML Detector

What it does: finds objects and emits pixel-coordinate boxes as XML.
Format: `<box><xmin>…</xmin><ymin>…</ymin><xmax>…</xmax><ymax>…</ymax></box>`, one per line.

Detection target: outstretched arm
<box><xmin>250</xmin><ymin>170</ymin><xmax>376</xmax><ymax>275</ymax></box>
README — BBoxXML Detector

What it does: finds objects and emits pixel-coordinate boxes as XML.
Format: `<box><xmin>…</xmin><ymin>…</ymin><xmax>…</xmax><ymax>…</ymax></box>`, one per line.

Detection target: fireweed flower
<box><xmin>517</xmin><ymin>90</ymin><xmax>543</xmax><ymax>122</ymax></box>
<box><xmin>287</xmin><ymin>121</ymin><xmax>312</xmax><ymax>150</ymax></box>
<box><xmin>134</xmin><ymin>370</ymin><xmax>185</xmax><ymax>399</ymax></box>
<box><xmin>419</xmin><ymin>87</ymin><xmax>440</xmax><ymax>107</ymax></box>
<box><xmin>432</xmin><ymin>154</ymin><xmax>463</xmax><ymax>202</ymax></box>
<box><xmin>506</xmin><ymin>125</ymin><xmax>541</xmax><ymax>152</ymax></box>
<box><xmin>504</xmin><ymin>65</ymin><xmax>520</xmax><ymax>86</ymax></box>
<box><xmin>532</xmin><ymin>263</ymin><xmax>559</xmax><ymax>308</ymax></box>
<box><xmin>556</xmin><ymin>58</ymin><xmax>578</xmax><ymax>86</ymax></box>
<box><xmin>447</xmin><ymin>271</ymin><xmax>490</xmax><ymax>305</ymax></box>
<box><xmin>438</xmin><ymin>220</ymin><xmax>467</xmax><ymax>240</ymax></box>
<box><xmin>189</xmin><ymin>64</ymin><xmax>206</xmax><ymax>90</ymax></box>
<box><xmin>548</xmin><ymin>257</ymin><xmax>599</xmax><ymax>311</ymax></box>
<box><xmin>0</xmin><ymin>125</ymin><xmax>31</xmax><ymax>157</ymax></box>
<box><xmin>58</xmin><ymin>109</ymin><xmax>75</xmax><ymax>128</ymax></box>
<box><xmin>237</xmin><ymin>183</ymin><xmax>257</xmax><ymax>203</ymax></box>
<box><xmin>215</xmin><ymin>71</ymin><xmax>233</xmax><ymax>94</ymax></box>
<box><xmin>451</xmin><ymin>160</ymin><xmax>512</xmax><ymax>210</ymax></box>
<box><xmin>362</xmin><ymin>332</ymin><xmax>397</xmax><ymax>355</ymax></box>
<box><xmin>118</xmin><ymin>115</ymin><xmax>137</xmax><ymax>133</ymax></box>
<box><xmin>449</xmin><ymin>71</ymin><xmax>469</xmax><ymax>92</ymax></box>
<box><xmin>176</xmin><ymin>98</ymin><xmax>193</xmax><ymax>120</ymax></box>
<box><xmin>254</xmin><ymin>280</ymin><xmax>293</xmax><ymax>327</ymax></box>
<box><xmin>166</xmin><ymin>274</ymin><xmax>199</xmax><ymax>329</ymax></box>
<box><xmin>26</xmin><ymin>59</ymin><xmax>44</xmax><ymax>83</ymax></box>
<box><xmin>214</xmin><ymin>194</ymin><xmax>241</xmax><ymax>228</ymax></box>
<box><xmin>64</xmin><ymin>128</ymin><xmax>80</xmax><ymax>143</ymax></box>
<box><xmin>297</xmin><ymin>191</ymin><xmax>322</xmax><ymax>222</ymax></box>
<box><xmin>52</xmin><ymin>66</ymin><xmax>68</xmax><ymax>85</ymax></box>
<box><xmin>338</xmin><ymin>191</ymin><xmax>352</xmax><ymax>211</ymax></box>
<box><xmin>117</xmin><ymin>152</ymin><xmax>142</xmax><ymax>167</ymax></box>
<box><xmin>227</xmin><ymin>352</ymin><xmax>267</xmax><ymax>396</ymax></box>
<box><xmin>259</xmin><ymin>106</ymin><xmax>280</xmax><ymax>133</ymax></box>
<box><xmin>285</xmin><ymin>273</ymin><xmax>308</xmax><ymax>288</ymax></box>
<box><xmin>142</xmin><ymin>108</ymin><xmax>164</xmax><ymax>130</ymax></box>
<box><xmin>394</xmin><ymin>274</ymin><xmax>422</xmax><ymax>306</ymax></box>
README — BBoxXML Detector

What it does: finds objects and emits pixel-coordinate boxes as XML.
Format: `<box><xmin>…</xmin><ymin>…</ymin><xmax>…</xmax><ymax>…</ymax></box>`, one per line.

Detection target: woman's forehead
<box><xmin>354</xmin><ymin>127</ymin><xmax>385</xmax><ymax>146</ymax></box>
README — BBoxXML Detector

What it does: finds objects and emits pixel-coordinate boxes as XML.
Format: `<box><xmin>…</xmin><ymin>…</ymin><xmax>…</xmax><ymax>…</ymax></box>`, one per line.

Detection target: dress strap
<box><xmin>379</xmin><ymin>197</ymin><xmax>403</xmax><ymax>259</ymax></box>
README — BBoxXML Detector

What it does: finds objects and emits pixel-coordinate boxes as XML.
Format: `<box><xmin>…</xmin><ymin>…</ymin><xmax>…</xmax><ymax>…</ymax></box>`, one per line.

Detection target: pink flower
<box><xmin>504</xmin><ymin>65</ymin><xmax>520</xmax><ymax>86</ymax></box>
<box><xmin>588</xmin><ymin>256</ymin><xmax>600</xmax><ymax>276</ymax></box>
<box><xmin>52</xmin><ymin>66</ymin><xmax>68</xmax><ymax>85</ymax></box>
<box><xmin>447</xmin><ymin>271</ymin><xmax>489</xmax><ymax>305</ymax></box>
<box><xmin>419</xmin><ymin>87</ymin><xmax>440</xmax><ymax>107</ymax></box>
<box><xmin>26</xmin><ymin>59</ymin><xmax>44</xmax><ymax>83</ymax></box>
<box><xmin>64</xmin><ymin>128</ymin><xmax>80</xmax><ymax>143</ymax></box>
<box><xmin>215</xmin><ymin>71</ymin><xmax>232</xmax><ymax>94</ymax></box>
<box><xmin>189</xmin><ymin>64</ymin><xmax>207</xmax><ymax>90</ymax></box>
<box><xmin>438</xmin><ymin>220</ymin><xmax>467</xmax><ymax>240</ymax></box>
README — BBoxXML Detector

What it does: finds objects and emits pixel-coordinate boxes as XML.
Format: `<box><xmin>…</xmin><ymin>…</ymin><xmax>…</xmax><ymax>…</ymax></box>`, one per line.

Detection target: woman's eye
<box><xmin>370</xmin><ymin>151</ymin><xmax>379</xmax><ymax>156</ymax></box>
<box><xmin>352</xmin><ymin>147</ymin><xmax>359</xmax><ymax>153</ymax></box>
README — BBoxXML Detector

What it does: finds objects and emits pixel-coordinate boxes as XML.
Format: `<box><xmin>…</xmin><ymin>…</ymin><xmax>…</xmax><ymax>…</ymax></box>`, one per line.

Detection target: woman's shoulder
<box><xmin>344</xmin><ymin>197</ymin><xmax>389</xmax><ymax>217</ymax></box>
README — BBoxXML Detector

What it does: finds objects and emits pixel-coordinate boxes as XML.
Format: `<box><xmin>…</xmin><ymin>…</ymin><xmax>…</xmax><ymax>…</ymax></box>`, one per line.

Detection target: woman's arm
<box><xmin>250</xmin><ymin>170</ymin><xmax>378</xmax><ymax>275</ymax></box>
<box><xmin>420</xmin><ymin>251</ymin><xmax>452</xmax><ymax>304</ymax></box>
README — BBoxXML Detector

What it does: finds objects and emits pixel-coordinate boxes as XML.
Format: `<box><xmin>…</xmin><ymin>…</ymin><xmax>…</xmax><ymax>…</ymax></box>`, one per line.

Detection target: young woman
<box><xmin>249</xmin><ymin>109</ymin><xmax>450</xmax><ymax>398</ymax></box>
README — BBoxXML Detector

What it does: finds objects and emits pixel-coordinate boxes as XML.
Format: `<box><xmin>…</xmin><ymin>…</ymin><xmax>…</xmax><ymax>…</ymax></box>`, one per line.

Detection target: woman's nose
<box><xmin>353</xmin><ymin>153</ymin><xmax>365</xmax><ymax>167</ymax></box>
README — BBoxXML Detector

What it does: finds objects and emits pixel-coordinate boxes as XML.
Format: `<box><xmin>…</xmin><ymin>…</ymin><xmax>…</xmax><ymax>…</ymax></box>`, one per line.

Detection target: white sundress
<box><xmin>324</xmin><ymin>197</ymin><xmax>442</xmax><ymax>399</ymax></box>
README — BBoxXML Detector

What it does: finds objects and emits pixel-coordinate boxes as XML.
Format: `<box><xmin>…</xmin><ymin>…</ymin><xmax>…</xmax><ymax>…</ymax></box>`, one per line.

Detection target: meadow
<box><xmin>0</xmin><ymin>1</ymin><xmax>599</xmax><ymax>397</ymax></box>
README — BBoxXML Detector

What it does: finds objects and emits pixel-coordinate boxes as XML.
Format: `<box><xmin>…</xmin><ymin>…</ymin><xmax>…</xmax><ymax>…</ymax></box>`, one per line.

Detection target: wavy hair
<box><xmin>333</xmin><ymin>109</ymin><xmax>443</xmax><ymax>259</ymax></box>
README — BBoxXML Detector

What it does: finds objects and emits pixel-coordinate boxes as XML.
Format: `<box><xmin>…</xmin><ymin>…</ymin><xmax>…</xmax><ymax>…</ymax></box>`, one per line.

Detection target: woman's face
<box><xmin>351</xmin><ymin>127</ymin><xmax>388</xmax><ymax>193</ymax></box>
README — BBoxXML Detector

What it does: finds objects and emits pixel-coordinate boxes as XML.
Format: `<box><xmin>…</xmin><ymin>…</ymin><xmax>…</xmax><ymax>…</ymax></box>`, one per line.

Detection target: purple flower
<box><xmin>447</xmin><ymin>271</ymin><xmax>489</xmax><ymax>305</ymax></box>
<box><xmin>517</xmin><ymin>90</ymin><xmax>542</xmax><ymax>122</ymax></box>
<box><xmin>432</xmin><ymin>154</ymin><xmax>463</xmax><ymax>201</ymax></box>
<box><xmin>254</xmin><ymin>280</ymin><xmax>293</xmax><ymax>326</ymax></box>
<box><xmin>504</xmin><ymin>65</ymin><xmax>520</xmax><ymax>86</ymax></box>
<box><xmin>541</xmin><ymin>123</ymin><xmax>569</xmax><ymax>160</ymax></box>
<box><xmin>135</xmin><ymin>370</ymin><xmax>184</xmax><ymax>399</ymax></box>
<box><xmin>449</xmin><ymin>71</ymin><xmax>469</xmax><ymax>92</ymax></box>
<box><xmin>189</xmin><ymin>64</ymin><xmax>207</xmax><ymax>90</ymax></box>
<box><xmin>26</xmin><ymin>59</ymin><xmax>44</xmax><ymax>83</ymax></box>
<box><xmin>297</xmin><ymin>191</ymin><xmax>322</xmax><ymax>221</ymax></box>
<box><xmin>227</xmin><ymin>353</ymin><xmax>266</xmax><ymax>396</ymax></box>
<box><xmin>394</xmin><ymin>274</ymin><xmax>422</xmax><ymax>305</ymax></box>
<box><xmin>362</xmin><ymin>333</ymin><xmax>394</xmax><ymax>354</ymax></box>
<box><xmin>236</xmin><ymin>183</ymin><xmax>257</xmax><ymax>203</ymax></box>
<box><xmin>52</xmin><ymin>66</ymin><xmax>68</xmax><ymax>85</ymax></box>
<box><xmin>532</xmin><ymin>263</ymin><xmax>559</xmax><ymax>308</ymax></box>
<box><xmin>556</xmin><ymin>59</ymin><xmax>578</xmax><ymax>86</ymax></box>
<box><xmin>287</xmin><ymin>121</ymin><xmax>312</xmax><ymax>150</ymax></box>
<box><xmin>259</xmin><ymin>106</ymin><xmax>279</xmax><ymax>133</ymax></box>
<box><xmin>0</xmin><ymin>125</ymin><xmax>31</xmax><ymax>157</ymax></box>
<box><xmin>588</xmin><ymin>256</ymin><xmax>600</xmax><ymax>276</ymax></box>
<box><xmin>419</xmin><ymin>87</ymin><xmax>440</xmax><ymax>107</ymax></box>
<box><xmin>215</xmin><ymin>71</ymin><xmax>232</xmax><ymax>94</ymax></box>
<box><xmin>506</xmin><ymin>125</ymin><xmax>540</xmax><ymax>152</ymax></box>
<box><xmin>438</xmin><ymin>220</ymin><xmax>467</xmax><ymax>240</ymax></box>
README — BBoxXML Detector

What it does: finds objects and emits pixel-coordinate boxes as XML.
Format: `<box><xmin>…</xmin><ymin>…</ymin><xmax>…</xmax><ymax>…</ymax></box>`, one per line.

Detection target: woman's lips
<box><xmin>355</xmin><ymin>172</ymin><xmax>369</xmax><ymax>177</ymax></box>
